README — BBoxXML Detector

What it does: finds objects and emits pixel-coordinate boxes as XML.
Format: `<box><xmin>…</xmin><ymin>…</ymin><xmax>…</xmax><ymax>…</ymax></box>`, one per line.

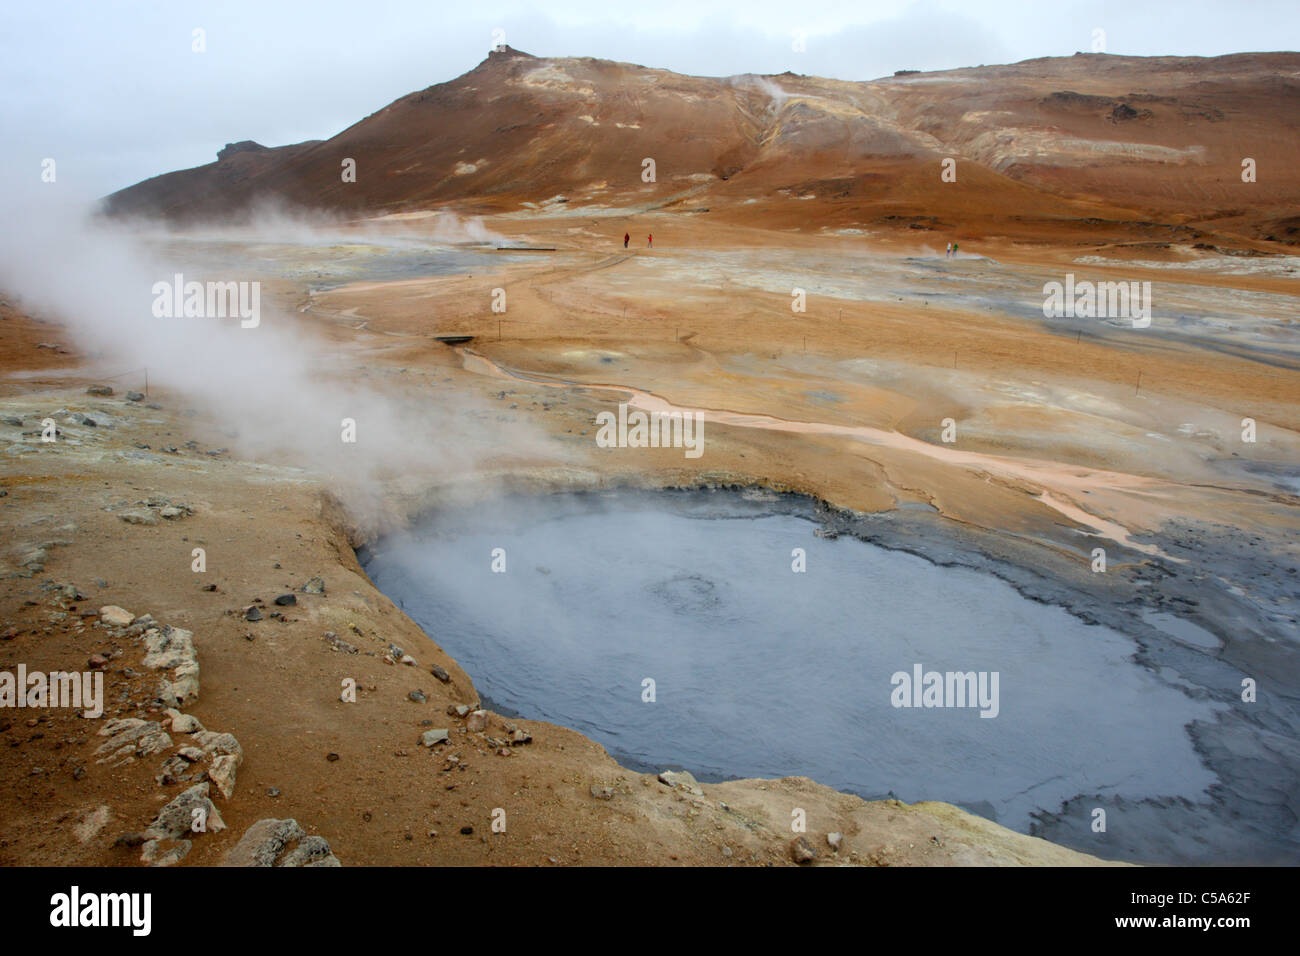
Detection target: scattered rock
<box><xmin>142</xmin><ymin>781</ymin><xmax>224</xmax><ymax>861</ymax></box>
<box><xmin>221</xmin><ymin>818</ymin><xmax>340</xmax><ymax>867</ymax></box>
<box><xmin>98</xmin><ymin>605</ymin><xmax>134</xmax><ymax>628</ymax></box>
<box><xmin>192</xmin><ymin>730</ymin><xmax>243</xmax><ymax>762</ymax></box>
<box><xmin>466</xmin><ymin>710</ymin><xmax>488</xmax><ymax>732</ymax></box>
<box><xmin>273</xmin><ymin>593</ymin><xmax>296</xmax><ymax>606</ymax></box>
<box><xmin>657</xmin><ymin>770</ymin><xmax>702</xmax><ymax>795</ymax></box>
<box><xmin>126</xmin><ymin>391</ymin><xmax>144</xmax><ymax>402</ymax></box>
<box><xmin>408</xmin><ymin>690</ymin><xmax>427</xmax><ymax>703</ymax></box>
<box><xmin>324</xmin><ymin>632</ymin><xmax>358</xmax><ymax>654</ymax></box>
<box><xmin>790</xmin><ymin>836</ymin><xmax>816</xmax><ymax>864</ymax></box>
<box><xmin>73</xmin><ymin>805</ymin><xmax>112</xmax><ymax>844</ymax></box>
<box><xmin>119</xmin><ymin>510</ymin><xmax>158</xmax><ymax>526</ymax></box>
<box><xmin>144</xmin><ymin>626</ymin><xmax>200</xmax><ymax>706</ymax></box>
<box><xmin>95</xmin><ymin>718</ymin><xmax>172</xmax><ymax>765</ymax></box>
<box><xmin>156</xmin><ymin>754</ymin><xmax>192</xmax><ymax>786</ymax></box>
<box><xmin>421</xmin><ymin>728</ymin><xmax>450</xmax><ymax>747</ymax></box>
<box><xmin>207</xmin><ymin>754</ymin><xmax>240</xmax><ymax>799</ymax></box>
<box><xmin>301</xmin><ymin>576</ymin><xmax>325</xmax><ymax>594</ymax></box>
<box><xmin>280</xmin><ymin>835</ymin><xmax>340</xmax><ymax>867</ymax></box>
<box><xmin>827</xmin><ymin>832</ymin><xmax>843</xmax><ymax>851</ymax></box>
<box><xmin>141</xmin><ymin>838</ymin><xmax>193</xmax><ymax>867</ymax></box>
<box><xmin>143</xmin><ymin>626</ymin><xmax>196</xmax><ymax>670</ymax></box>
<box><xmin>243</xmin><ymin>606</ymin><xmax>263</xmax><ymax>622</ymax></box>
<box><xmin>86</xmin><ymin>385</ymin><xmax>113</xmax><ymax>396</ymax></box>
<box><xmin>430</xmin><ymin>664</ymin><xmax>450</xmax><ymax>683</ymax></box>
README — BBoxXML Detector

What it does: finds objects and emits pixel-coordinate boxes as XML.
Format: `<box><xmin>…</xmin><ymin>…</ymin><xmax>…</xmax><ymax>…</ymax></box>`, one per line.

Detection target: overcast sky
<box><xmin>3</xmin><ymin>0</ymin><xmax>1297</xmax><ymax>200</ymax></box>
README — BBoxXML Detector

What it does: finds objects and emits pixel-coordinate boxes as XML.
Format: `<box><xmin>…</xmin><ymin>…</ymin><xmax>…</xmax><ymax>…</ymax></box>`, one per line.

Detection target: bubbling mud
<box><xmin>362</xmin><ymin>488</ymin><xmax>1235</xmax><ymax>863</ymax></box>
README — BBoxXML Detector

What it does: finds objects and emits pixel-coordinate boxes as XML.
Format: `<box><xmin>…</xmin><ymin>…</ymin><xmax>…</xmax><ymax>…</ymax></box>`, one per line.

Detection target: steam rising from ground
<box><xmin>0</xmin><ymin>197</ymin><xmax>554</xmax><ymax>532</ymax></box>
<box><xmin>113</xmin><ymin>198</ymin><xmax>505</xmax><ymax>247</ymax></box>
<box><xmin>730</xmin><ymin>75</ymin><xmax>793</xmax><ymax>111</ymax></box>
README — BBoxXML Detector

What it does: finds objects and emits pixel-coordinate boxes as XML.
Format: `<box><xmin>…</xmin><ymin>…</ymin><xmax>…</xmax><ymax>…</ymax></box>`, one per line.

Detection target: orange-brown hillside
<box><xmin>103</xmin><ymin>47</ymin><xmax>1300</xmax><ymax>248</ymax></box>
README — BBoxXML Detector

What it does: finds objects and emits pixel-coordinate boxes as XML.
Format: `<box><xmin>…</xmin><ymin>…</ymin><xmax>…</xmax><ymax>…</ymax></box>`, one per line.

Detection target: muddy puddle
<box><xmin>358</xmin><ymin>488</ymin><xmax>1275</xmax><ymax>864</ymax></box>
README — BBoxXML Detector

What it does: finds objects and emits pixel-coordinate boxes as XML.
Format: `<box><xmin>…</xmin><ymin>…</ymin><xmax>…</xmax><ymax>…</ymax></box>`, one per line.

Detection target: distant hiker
<box><xmin>647</xmin><ymin>233</ymin><xmax>653</xmax><ymax>248</ymax></box>
<box><xmin>952</xmin><ymin>242</ymin><xmax>959</xmax><ymax>257</ymax></box>
<box><xmin>945</xmin><ymin>242</ymin><xmax>952</xmax><ymax>258</ymax></box>
<box><xmin>623</xmin><ymin>232</ymin><xmax>630</xmax><ymax>249</ymax></box>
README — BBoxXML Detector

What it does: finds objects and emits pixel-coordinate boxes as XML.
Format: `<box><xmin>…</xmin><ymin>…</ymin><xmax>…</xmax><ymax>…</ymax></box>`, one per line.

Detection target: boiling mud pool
<box><xmin>362</xmin><ymin>490</ymin><xmax>1227</xmax><ymax>861</ymax></box>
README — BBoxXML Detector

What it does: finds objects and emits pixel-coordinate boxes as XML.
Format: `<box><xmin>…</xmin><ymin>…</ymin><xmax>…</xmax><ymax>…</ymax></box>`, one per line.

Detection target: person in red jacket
<box><xmin>647</xmin><ymin>233</ymin><xmax>653</xmax><ymax>248</ymax></box>
<box><xmin>623</xmin><ymin>232</ymin><xmax>629</xmax><ymax>248</ymax></box>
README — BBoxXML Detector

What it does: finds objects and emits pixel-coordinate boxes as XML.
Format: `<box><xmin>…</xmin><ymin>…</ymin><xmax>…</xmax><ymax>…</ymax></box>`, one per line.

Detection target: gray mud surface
<box><xmin>361</xmin><ymin>486</ymin><xmax>1299</xmax><ymax>864</ymax></box>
